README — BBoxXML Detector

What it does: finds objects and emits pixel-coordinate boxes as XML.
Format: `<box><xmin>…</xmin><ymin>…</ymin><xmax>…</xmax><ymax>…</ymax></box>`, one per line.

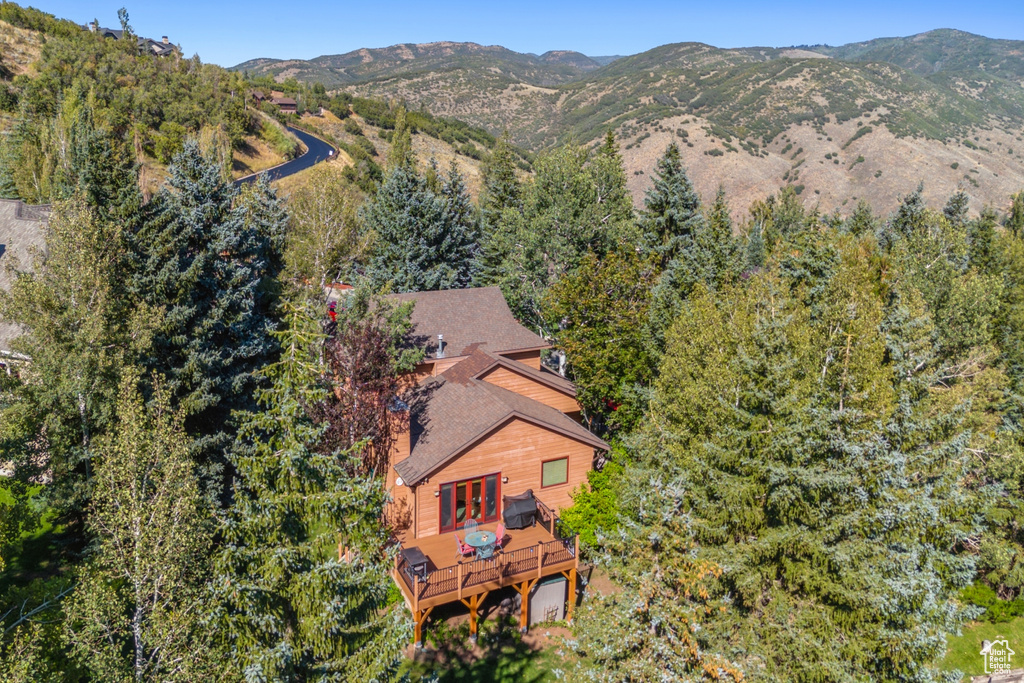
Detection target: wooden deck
<box><xmin>392</xmin><ymin>507</ymin><xmax>579</xmax><ymax>645</ymax></box>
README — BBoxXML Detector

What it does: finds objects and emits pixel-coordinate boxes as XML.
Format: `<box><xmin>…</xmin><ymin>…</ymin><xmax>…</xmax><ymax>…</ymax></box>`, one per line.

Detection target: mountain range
<box><xmin>234</xmin><ymin>30</ymin><xmax>1024</xmax><ymax>215</ymax></box>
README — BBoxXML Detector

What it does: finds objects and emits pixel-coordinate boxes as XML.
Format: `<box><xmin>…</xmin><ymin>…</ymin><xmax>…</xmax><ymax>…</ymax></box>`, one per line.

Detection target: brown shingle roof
<box><xmin>394</xmin><ymin>353</ymin><xmax>606</xmax><ymax>484</ymax></box>
<box><xmin>388</xmin><ymin>287</ymin><xmax>547</xmax><ymax>360</ymax></box>
<box><xmin>446</xmin><ymin>347</ymin><xmax>577</xmax><ymax>397</ymax></box>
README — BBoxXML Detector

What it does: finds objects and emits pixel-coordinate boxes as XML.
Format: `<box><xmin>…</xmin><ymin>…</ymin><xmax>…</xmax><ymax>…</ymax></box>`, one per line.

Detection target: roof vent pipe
<box><xmin>437</xmin><ymin>334</ymin><xmax>445</xmax><ymax>359</ymax></box>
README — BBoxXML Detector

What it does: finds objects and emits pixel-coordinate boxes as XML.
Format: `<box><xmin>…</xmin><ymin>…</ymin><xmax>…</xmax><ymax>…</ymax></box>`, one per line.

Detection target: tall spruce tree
<box><xmin>213</xmin><ymin>300</ymin><xmax>407</xmax><ymax>681</ymax></box>
<box><xmin>361</xmin><ymin>160</ymin><xmax>478</xmax><ymax>292</ymax></box>
<box><xmin>943</xmin><ymin>188</ymin><xmax>970</xmax><ymax>230</ymax></box>
<box><xmin>131</xmin><ymin>142</ymin><xmax>284</xmax><ymax>478</ymax></box>
<box><xmin>640</xmin><ymin>142</ymin><xmax>703</xmax><ymax>267</ymax></box>
<box><xmin>475</xmin><ymin>131</ymin><xmax>521</xmax><ymax>286</ymax></box>
<box><xmin>1008</xmin><ymin>191</ymin><xmax>1024</xmax><ymax>238</ymax></box>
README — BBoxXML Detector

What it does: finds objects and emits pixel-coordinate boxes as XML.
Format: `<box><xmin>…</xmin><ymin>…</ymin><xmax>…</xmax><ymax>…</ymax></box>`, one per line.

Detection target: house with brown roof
<box><xmin>381</xmin><ymin>287</ymin><xmax>607</xmax><ymax>647</ymax></box>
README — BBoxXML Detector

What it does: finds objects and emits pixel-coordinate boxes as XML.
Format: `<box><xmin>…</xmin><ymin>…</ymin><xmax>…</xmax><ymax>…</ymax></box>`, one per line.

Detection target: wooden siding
<box><xmin>499</xmin><ymin>349</ymin><xmax>542</xmax><ymax>369</ymax></box>
<box><xmin>479</xmin><ymin>366</ymin><xmax>579</xmax><ymax>414</ymax></box>
<box><xmin>409</xmin><ymin>418</ymin><xmax>593</xmax><ymax>539</ymax></box>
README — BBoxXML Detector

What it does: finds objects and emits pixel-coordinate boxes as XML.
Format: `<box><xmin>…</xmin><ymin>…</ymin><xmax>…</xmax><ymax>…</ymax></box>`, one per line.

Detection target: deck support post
<box><xmin>460</xmin><ymin>590</ymin><xmax>489</xmax><ymax>643</ymax></box>
<box><xmin>565</xmin><ymin>567</ymin><xmax>577</xmax><ymax>624</ymax></box>
<box><xmin>516</xmin><ymin>578</ymin><xmax>538</xmax><ymax>633</ymax></box>
<box><xmin>412</xmin><ymin>606</ymin><xmax>433</xmax><ymax>649</ymax></box>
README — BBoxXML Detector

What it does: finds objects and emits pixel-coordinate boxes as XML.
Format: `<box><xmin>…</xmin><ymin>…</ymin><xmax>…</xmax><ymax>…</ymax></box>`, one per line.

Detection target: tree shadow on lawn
<box><xmin>403</xmin><ymin>601</ymin><xmax>553</xmax><ymax>683</ymax></box>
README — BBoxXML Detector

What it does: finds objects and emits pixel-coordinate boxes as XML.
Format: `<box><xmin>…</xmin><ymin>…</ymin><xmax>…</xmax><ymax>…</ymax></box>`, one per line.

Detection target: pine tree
<box><xmin>640</xmin><ymin>142</ymin><xmax>704</xmax><ymax>267</ymax></box>
<box><xmin>844</xmin><ymin>199</ymin><xmax>877</xmax><ymax>237</ymax></box>
<box><xmin>692</xmin><ymin>186</ymin><xmax>743</xmax><ymax>290</ymax></box>
<box><xmin>212</xmin><ymin>300</ymin><xmax>407</xmax><ymax>681</ymax></box>
<box><xmin>479</xmin><ymin>130</ymin><xmax>520</xmax><ymax>223</ymax></box>
<box><xmin>361</xmin><ymin>162</ymin><xmax>478</xmax><ymax>292</ymax></box>
<box><xmin>943</xmin><ymin>188</ymin><xmax>970</xmax><ymax>230</ymax></box>
<box><xmin>565</xmin><ymin>472</ymin><xmax>742</xmax><ymax>682</ymax></box>
<box><xmin>131</xmin><ymin>141</ymin><xmax>284</xmax><ymax>478</ymax></box>
<box><xmin>475</xmin><ymin>131</ymin><xmax>521</xmax><ymax>288</ymax></box>
<box><xmin>1006</xmin><ymin>190</ymin><xmax>1024</xmax><ymax>239</ymax></box>
<box><xmin>880</xmin><ymin>182</ymin><xmax>927</xmax><ymax>250</ymax></box>
<box><xmin>968</xmin><ymin>206</ymin><xmax>999</xmax><ymax>274</ymax></box>
<box><xmin>636</xmin><ymin>259</ymin><xmax>980</xmax><ymax>682</ymax></box>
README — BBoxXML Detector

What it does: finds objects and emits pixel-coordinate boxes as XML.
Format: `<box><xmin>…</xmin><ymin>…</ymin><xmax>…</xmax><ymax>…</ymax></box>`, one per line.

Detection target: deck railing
<box><xmin>397</xmin><ymin>536</ymin><xmax>577</xmax><ymax>606</ymax></box>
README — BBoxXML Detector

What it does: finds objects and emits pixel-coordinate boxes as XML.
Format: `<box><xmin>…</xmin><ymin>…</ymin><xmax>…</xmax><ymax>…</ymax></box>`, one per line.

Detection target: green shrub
<box><xmin>343</xmin><ymin>118</ymin><xmax>363</xmax><ymax>136</ymax></box>
<box><xmin>152</xmin><ymin>121</ymin><xmax>187</xmax><ymax>164</ymax></box>
<box><xmin>560</xmin><ymin>457</ymin><xmax>625</xmax><ymax>549</ymax></box>
<box><xmin>961</xmin><ymin>582</ymin><xmax>1024</xmax><ymax>623</ymax></box>
<box><xmin>260</xmin><ymin>121</ymin><xmax>299</xmax><ymax>160</ymax></box>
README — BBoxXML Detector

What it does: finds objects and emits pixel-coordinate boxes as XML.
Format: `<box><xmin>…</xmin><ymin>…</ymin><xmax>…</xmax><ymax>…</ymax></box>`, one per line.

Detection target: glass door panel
<box><xmin>485</xmin><ymin>475</ymin><xmax>498</xmax><ymax>519</ymax></box>
<box><xmin>471</xmin><ymin>480</ymin><xmax>482</xmax><ymax>520</ymax></box>
<box><xmin>440</xmin><ymin>483</ymin><xmax>453</xmax><ymax>531</ymax></box>
<box><xmin>455</xmin><ymin>482</ymin><xmax>467</xmax><ymax>525</ymax></box>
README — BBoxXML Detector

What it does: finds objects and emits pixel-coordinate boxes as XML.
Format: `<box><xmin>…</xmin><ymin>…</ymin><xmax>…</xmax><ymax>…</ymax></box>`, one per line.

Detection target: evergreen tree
<box><xmin>844</xmin><ymin>199</ymin><xmax>877</xmax><ymax>237</ymax></box>
<box><xmin>475</xmin><ymin>131</ymin><xmax>521</xmax><ymax>287</ymax></box>
<box><xmin>131</xmin><ymin>142</ymin><xmax>284</xmax><ymax>478</ymax></box>
<box><xmin>943</xmin><ymin>188</ymin><xmax>970</xmax><ymax>230</ymax></box>
<box><xmin>637</xmin><ymin>265</ymin><xmax>980</xmax><ymax>682</ymax></box>
<box><xmin>968</xmin><ymin>206</ymin><xmax>999</xmax><ymax>274</ymax></box>
<box><xmin>361</xmin><ymin>162</ymin><xmax>478</xmax><ymax>292</ymax></box>
<box><xmin>880</xmin><ymin>182</ymin><xmax>927</xmax><ymax>250</ymax></box>
<box><xmin>479</xmin><ymin>130</ymin><xmax>520</xmax><ymax>223</ymax></box>
<box><xmin>692</xmin><ymin>186</ymin><xmax>743</xmax><ymax>289</ymax></box>
<box><xmin>640</xmin><ymin>142</ymin><xmax>703</xmax><ymax>267</ymax></box>
<box><xmin>1008</xmin><ymin>190</ymin><xmax>1024</xmax><ymax>238</ymax></box>
<box><xmin>213</xmin><ymin>300</ymin><xmax>407</xmax><ymax>681</ymax></box>
<box><xmin>745</xmin><ymin>219</ymin><xmax>766</xmax><ymax>270</ymax></box>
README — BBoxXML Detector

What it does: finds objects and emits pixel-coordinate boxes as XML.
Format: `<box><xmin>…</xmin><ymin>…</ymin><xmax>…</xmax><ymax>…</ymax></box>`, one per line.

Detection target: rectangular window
<box><xmin>541</xmin><ymin>458</ymin><xmax>568</xmax><ymax>488</ymax></box>
<box><xmin>439</xmin><ymin>473</ymin><xmax>502</xmax><ymax>532</ymax></box>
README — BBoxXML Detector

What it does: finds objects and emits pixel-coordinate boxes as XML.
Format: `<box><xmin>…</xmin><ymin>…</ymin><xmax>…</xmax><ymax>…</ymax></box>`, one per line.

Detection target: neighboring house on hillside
<box><xmin>364</xmin><ymin>286</ymin><xmax>608</xmax><ymax>647</ymax></box>
<box><xmin>251</xmin><ymin>91</ymin><xmax>298</xmax><ymax>114</ymax></box>
<box><xmin>83</xmin><ymin>21</ymin><xmax>177</xmax><ymax>57</ymax></box>
<box><xmin>0</xmin><ymin>199</ymin><xmax>48</xmax><ymax>370</ymax></box>
<box><xmin>271</xmin><ymin>97</ymin><xmax>297</xmax><ymax>114</ymax></box>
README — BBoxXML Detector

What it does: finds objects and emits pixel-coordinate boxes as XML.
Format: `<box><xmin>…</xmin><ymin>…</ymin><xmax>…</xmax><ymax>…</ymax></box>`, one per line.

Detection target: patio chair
<box><xmin>463</xmin><ymin>519</ymin><xmax>478</xmax><ymax>535</ymax></box>
<box><xmin>494</xmin><ymin>523</ymin><xmax>507</xmax><ymax>552</ymax></box>
<box><xmin>454</xmin><ymin>534</ymin><xmax>475</xmax><ymax>559</ymax></box>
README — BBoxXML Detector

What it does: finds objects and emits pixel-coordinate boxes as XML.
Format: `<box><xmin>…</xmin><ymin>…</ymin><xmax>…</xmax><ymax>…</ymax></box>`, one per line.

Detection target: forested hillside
<box><xmin>242</xmin><ymin>31</ymin><xmax>1024</xmax><ymax>215</ymax></box>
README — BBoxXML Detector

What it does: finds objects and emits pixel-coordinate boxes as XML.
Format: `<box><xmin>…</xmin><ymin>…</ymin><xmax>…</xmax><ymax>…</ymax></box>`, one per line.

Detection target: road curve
<box><xmin>233</xmin><ymin>126</ymin><xmax>337</xmax><ymax>187</ymax></box>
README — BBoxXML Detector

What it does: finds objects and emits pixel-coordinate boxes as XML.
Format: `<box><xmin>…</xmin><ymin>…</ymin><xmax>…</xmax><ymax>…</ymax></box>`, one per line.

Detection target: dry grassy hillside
<box><xmin>618</xmin><ymin>114</ymin><xmax>1024</xmax><ymax>219</ymax></box>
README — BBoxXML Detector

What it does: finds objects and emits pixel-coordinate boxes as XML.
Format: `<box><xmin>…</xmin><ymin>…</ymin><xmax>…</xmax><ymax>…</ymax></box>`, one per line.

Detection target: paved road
<box><xmin>234</xmin><ymin>126</ymin><xmax>336</xmax><ymax>187</ymax></box>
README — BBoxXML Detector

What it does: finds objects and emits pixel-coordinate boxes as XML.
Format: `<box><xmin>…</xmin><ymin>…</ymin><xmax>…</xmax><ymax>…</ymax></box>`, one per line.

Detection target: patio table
<box><xmin>464</xmin><ymin>530</ymin><xmax>497</xmax><ymax>559</ymax></box>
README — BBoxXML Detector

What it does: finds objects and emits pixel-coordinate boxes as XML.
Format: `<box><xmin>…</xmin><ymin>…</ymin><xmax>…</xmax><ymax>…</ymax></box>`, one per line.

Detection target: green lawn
<box><xmin>940</xmin><ymin>616</ymin><xmax>1024</xmax><ymax>678</ymax></box>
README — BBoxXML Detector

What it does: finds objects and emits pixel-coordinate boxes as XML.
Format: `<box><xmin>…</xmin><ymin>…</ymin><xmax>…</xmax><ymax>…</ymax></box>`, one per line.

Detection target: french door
<box><xmin>439</xmin><ymin>473</ymin><xmax>500</xmax><ymax>532</ymax></box>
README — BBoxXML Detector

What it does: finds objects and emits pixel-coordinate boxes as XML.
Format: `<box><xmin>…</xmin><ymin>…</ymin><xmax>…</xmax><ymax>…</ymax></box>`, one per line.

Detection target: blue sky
<box><xmin>27</xmin><ymin>0</ymin><xmax>1024</xmax><ymax>67</ymax></box>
